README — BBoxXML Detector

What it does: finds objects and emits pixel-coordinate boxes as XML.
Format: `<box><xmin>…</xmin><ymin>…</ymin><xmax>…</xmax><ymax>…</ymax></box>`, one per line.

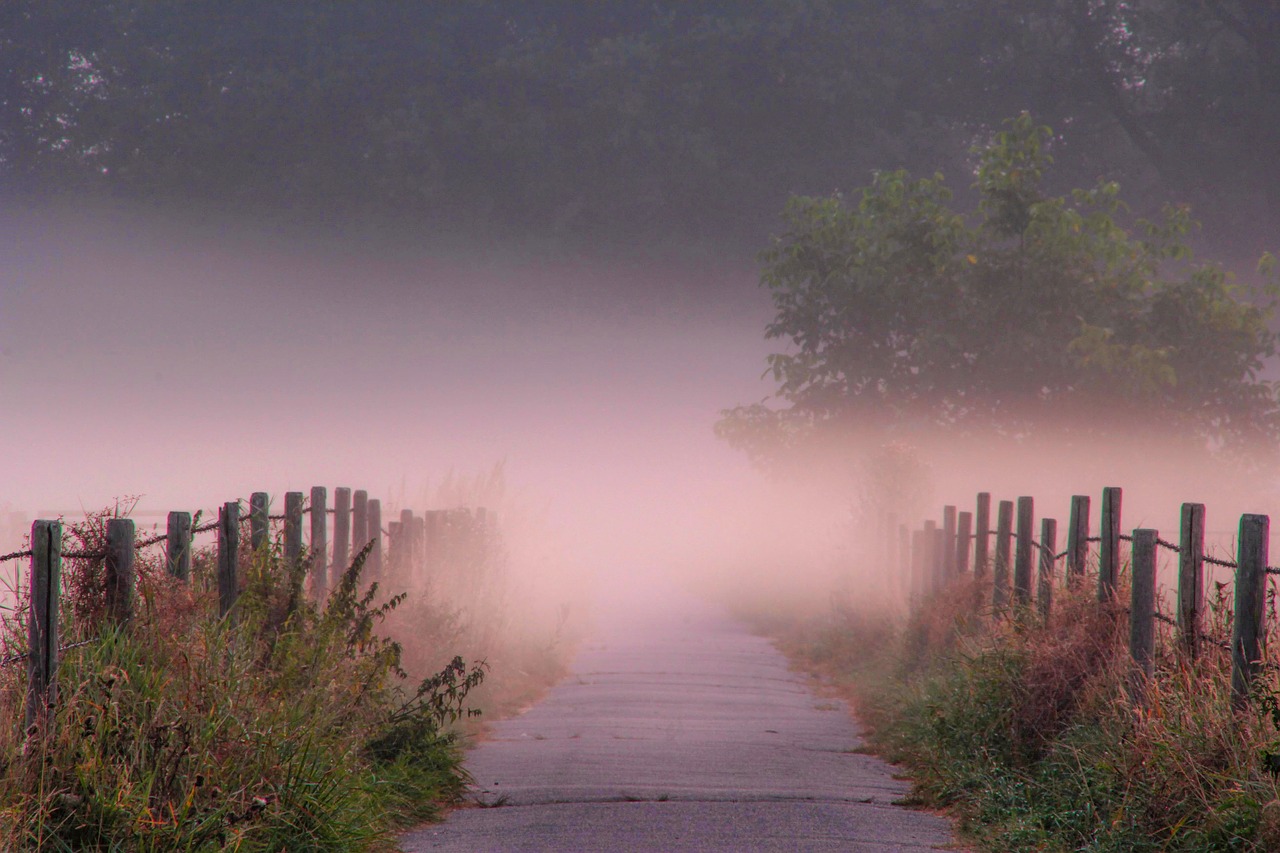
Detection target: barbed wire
<box><xmin>0</xmin><ymin>637</ymin><xmax>99</xmax><ymax>669</ymax></box>
<box><xmin>0</xmin><ymin>549</ymin><xmax>33</xmax><ymax>563</ymax></box>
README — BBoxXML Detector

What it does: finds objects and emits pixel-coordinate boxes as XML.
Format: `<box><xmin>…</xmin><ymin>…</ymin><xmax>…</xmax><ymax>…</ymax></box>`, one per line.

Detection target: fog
<box><xmin>3</xmin><ymin>203</ymin><xmax>1278</xmax><ymax>632</ymax></box>
<box><xmin>0</xmin><ymin>205</ymin><xmax>790</xmax><ymax>595</ymax></box>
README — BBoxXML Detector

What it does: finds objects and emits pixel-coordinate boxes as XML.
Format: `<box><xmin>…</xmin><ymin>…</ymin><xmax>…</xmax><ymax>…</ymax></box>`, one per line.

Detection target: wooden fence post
<box><xmin>397</xmin><ymin>508</ymin><xmax>414</xmax><ymax>579</ymax></box>
<box><xmin>166</xmin><ymin>511</ymin><xmax>192</xmax><ymax>581</ymax></box>
<box><xmin>1130</xmin><ymin>528</ymin><xmax>1157</xmax><ymax>706</ymax></box>
<box><xmin>1232</xmin><ymin>513</ymin><xmax>1269</xmax><ymax>710</ymax></box>
<box><xmin>412</xmin><ymin>516</ymin><xmax>425</xmax><ymax>575</ymax></box>
<box><xmin>911</xmin><ymin>529</ymin><xmax>925</xmax><ymax>608</ymax></box>
<box><xmin>310</xmin><ymin>486</ymin><xmax>327</xmax><ymax>598</ymax></box>
<box><xmin>974</xmin><ymin>492</ymin><xmax>991</xmax><ymax>582</ymax></box>
<box><xmin>993</xmin><ymin>500</ymin><xmax>1014</xmax><ymax>610</ymax></box>
<box><xmin>897</xmin><ymin>523</ymin><xmax>910</xmax><ymax>602</ymax></box>
<box><xmin>284</xmin><ymin>492</ymin><xmax>304</xmax><ymax>568</ymax></box>
<box><xmin>218</xmin><ymin>502</ymin><xmax>240</xmax><ymax>618</ymax></box>
<box><xmin>250</xmin><ymin>492</ymin><xmax>270</xmax><ymax>552</ymax></box>
<box><xmin>388</xmin><ymin>521</ymin><xmax>402</xmax><ymax>573</ymax></box>
<box><xmin>943</xmin><ymin>505</ymin><xmax>957</xmax><ymax>579</ymax></box>
<box><xmin>923</xmin><ymin>520</ymin><xmax>938</xmax><ymax>596</ymax></box>
<box><xmin>105</xmin><ymin>518</ymin><xmax>135</xmax><ymax>624</ymax></box>
<box><xmin>353</xmin><ymin>490</ymin><xmax>369</xmax><ymax>557</ymax></box>
<box><xmin>1014</xmin><ymin>497</ymin><xmax>1034</xmax><ymax>607</ymax></box>
<box><xmin>367</xmin><ymin>498</ymin><xmax>383</xmax><ymax>580</ymax></box>
<box><xmin>1067</xmin><ymin>495</ymin><xmax>1090</xmax><ymax>587</ymax></box>
<box><xmin>1178</xmin><ymin>502</ymin><xmax>1205</xmax><ymax>659</ymax></box>
<box><xmin>333</xmin><ymin>487</ymin><xmax>351</xmax><ymax>588</ymax></box>
<box><xmin>26</xmin><ymin>520</ymin><xmax>61</xmax><ymax>731</ymax></box>
<box><xmin>1099</xmin><ymin>487</ymin><xmax>1122</xmax><ymax>602</ymax></box>
<box><xmin>956</xmin><ymin>511</ymin><xmax>973</xmax><ymax>575</ymax></box>
<box><xmin>1038</xmin><ymin>517</ymin><xmax>1057</xmax><ymax>621</ymax></box>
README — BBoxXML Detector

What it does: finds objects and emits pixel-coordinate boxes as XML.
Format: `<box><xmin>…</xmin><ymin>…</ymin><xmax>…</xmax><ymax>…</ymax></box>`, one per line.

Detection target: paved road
<box><xmin>400</xmin><ymin>587</ymin><xmax>957</xmax><ymax>852</ymax></box>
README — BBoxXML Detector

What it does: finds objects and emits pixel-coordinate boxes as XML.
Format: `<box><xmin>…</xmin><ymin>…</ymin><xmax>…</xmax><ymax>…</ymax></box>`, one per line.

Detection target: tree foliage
<box><xmin>4</xmin><ymin>2</ymin><xmax>1278</xmax><ymax>250</ymax></box>
<box><xmin>718</xmin><ymin>115</ymin><xmax>1280</xmax><ymax>464</ymax></box>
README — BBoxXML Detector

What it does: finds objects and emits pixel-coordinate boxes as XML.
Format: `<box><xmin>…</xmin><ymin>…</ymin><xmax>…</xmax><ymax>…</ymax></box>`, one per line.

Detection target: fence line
<box><xmin>892</xmin><ymin>486</ymin><xmax>1277</xmax><ymax>712</ymax></box>
<box><xmin>2</xmin><ymin>486</ymin><xmax>500</xmax><ymax>734</ymax></box>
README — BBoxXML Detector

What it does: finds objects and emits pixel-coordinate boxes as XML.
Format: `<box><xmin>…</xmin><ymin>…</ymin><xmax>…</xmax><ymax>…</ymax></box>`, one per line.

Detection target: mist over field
<box><xmin>4</xmin><ymin>2</ymin><xmax>1280</xmax><ymax>637</ymax></box>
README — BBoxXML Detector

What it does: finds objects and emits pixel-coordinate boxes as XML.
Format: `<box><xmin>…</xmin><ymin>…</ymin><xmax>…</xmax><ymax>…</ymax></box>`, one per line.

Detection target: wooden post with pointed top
<box><xmin>26</xmin><ymin>520</ymin><xmax>61</xmax><ymax>731</ymax></box>
<box><xmin>310</xmin><ymin>487</ymin><xmax>328</xmax><ymax>598</ymax></box>
<box><xmin>166</xmin><ymin>511</ymin><xmax>192</xmax><ymax>581</ymax></box>
<box><xmin>1178</xmin><ymin>502</ymin><xmax>1205</xmax><ymax>659</ymax></box>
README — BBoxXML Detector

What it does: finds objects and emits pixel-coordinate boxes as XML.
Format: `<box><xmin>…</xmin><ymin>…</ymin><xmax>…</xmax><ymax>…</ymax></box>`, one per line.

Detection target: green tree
<box><xmin>719</xmin><ymin>115</ymin><xmax>1280</xmax><ymax>465</ymax></box>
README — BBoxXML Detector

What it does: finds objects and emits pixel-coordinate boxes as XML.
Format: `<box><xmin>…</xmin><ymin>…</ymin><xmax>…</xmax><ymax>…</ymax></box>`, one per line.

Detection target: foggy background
<box><xmin>4</xmin><ymin>2</ymin><xmax>1280</xmax><ymax>613</ymax></box>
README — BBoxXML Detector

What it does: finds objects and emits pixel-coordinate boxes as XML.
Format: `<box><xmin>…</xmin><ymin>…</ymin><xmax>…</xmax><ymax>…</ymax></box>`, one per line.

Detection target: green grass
<box><xmin>0</xmin><ymin>514</ymin><xmax>487</xmax><ymax>851</ymax></box>
<box><xmin>771</xmin><ymin>579</ymin><xmax>1280</xmax><ymax>852</ymax></box>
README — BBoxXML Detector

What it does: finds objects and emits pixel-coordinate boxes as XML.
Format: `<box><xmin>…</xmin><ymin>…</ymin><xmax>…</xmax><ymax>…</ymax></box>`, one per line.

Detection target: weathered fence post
<box><xmin>956</xmin><ymin>511</ymin><xmax>973</xmax><ymax>575</ymax></box>
<box><xmin>1178</xmin><ymin>502</ymin><xmax>1205</xmax><ymax>660</ymax></box>
<box><xmin>412</xmin><ymin>515</ymin><xmax>425</xmax><ymax>576</ymax></box>
<box><xmin>910</xmin><ymin>529</ymin><xmax>925</xmax><ymax>608</ymax></box>
<box><xmin>1130</xmin><ymin>528</ymin><xmax>1157</xmax><ymax>706</ymax></box>
<box><xmin>397</xmin><ymin>508</ymin><xmax>414</xmax><ymax>579</ymax></box>
<box><xmin>353</xmin><ymin>490</ymin><xmax>369</xmax><ymax>556</ymax></box>
<box><xmin>1067</xmin><ymin>495</ymin><xmax>1090</xmax><ymax>587</ymax></box>
<box><xmin>1232</xmin><ymin>513</ymin><xmax>1269</xmax><ymax>710</ymax></box>
<box><xmin>250</xmin><ymin>492</ymin><xmax>270</xmax><ymax>552</ymax></box>
<box><xmin>974</xmin><ymin>492</ymin><xmax>991</xmax><ymax>581</ymax></box>
<box><xmin>333</xmin><ymin>487</ymin><xmax>351</xmax><ymax>587</ymax></box>
<box><xmin>388</xmin><ymin>521</ymin><xmax>402</xmax><ymax>573</ymax></box>
<box><xmin>1099</xmin><ymin>487</ymin><xmax>1122</xmax><ymax>602</ymax></box>
<box><xmin>923</xmin><ymin>520</ymin><xmax>939</xmax><ymax>596</ymax></box>
<box><xmin>1038</xmin><ymin>517</ymin><xmax>1057</xmax><ymax>621</ymax></box>
<box><xmin>218</xmin><ymin>502</ymin><xmax>240</xmax><ymax>618</ymax></box>
<box><xmin>943</xmin><ymin>505</ymin><xmax>957</xmax><ymax>579</ymax></box>
<box><xmin>284</xmin><ymin>492</ymin><xmax>304</xmax><ymax>568</ymax></box>
<box><xmin>26</xmin><ymin>520</ymin><xmax>61</xmax><ymax>731</ymax></box>
<box><xmin>1014</xmin><ymin>497</ymin><xmax>1034</xmax><ymax>607</ymax></box>
<box><xmin>309</xmin><ymin>486</ymin><xmax>328</xmax><ymax>598</ymax></box>
<box><xmin>934</xmin><ymin>525</ymin><xmax>947</xmax><ymax>593</ymax></box>
<box><xmin>901</xmin><ymin>522</ymin><xmax>911</xmax><ymax>601</ymax></box>
<box><xmin>367</xmin><ymin>498</ymin><xmax>383</xmax><ymax>580</ymax></box>
<box><xmin>166</xmin><ymin>511</ymin><xmax>192</xmax><ymax>581</ymax></box>
<box><xmin>105</xmin><ymin>518</ymin><xmax>135</xmax><ymax>624</ymax></box>
<box><xmin>993</xmin><ymin>500</ymin><xmax>1014</xmax><ymax>610</ymax></box>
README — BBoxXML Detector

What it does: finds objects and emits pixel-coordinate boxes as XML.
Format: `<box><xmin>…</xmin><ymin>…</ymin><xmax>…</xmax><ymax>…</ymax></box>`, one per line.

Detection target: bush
<box><xmin>0</xmin><ymin>513</ymin><xmax>485</xmax><ymax>851</ymax></box>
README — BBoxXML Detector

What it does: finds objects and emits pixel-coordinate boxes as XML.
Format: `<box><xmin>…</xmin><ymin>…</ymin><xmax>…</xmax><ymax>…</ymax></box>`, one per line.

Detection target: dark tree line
<box><xmin>3</xmin><ymin>2</ymin><xmax>1277</xmax><ymax>252</ymax></box>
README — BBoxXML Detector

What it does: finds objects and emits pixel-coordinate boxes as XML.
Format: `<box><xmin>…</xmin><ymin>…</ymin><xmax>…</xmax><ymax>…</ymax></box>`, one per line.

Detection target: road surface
<box><xmin>400</xmin><ymin>586</ymin><xmax>958</xmax><ymax>852</ymax></box>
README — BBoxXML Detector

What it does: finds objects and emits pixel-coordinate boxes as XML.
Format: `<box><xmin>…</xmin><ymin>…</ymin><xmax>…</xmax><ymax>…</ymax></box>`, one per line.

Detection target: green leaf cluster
<box><xmin>722</xmin><ymin>115</ymin><xmax>1280</xmax><ymax>462</ymax></box>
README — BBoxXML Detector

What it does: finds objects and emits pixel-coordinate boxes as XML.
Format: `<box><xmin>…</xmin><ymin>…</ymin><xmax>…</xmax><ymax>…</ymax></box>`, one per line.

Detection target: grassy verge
<box><xmin>0</xmin><ymin>511</ymin><xmax>491</xmax><ymax>851</ymax></box>
<box><xmin>769</xmin><ymin>579</ymin><xmax>1280</xmax><ymax>852</ymax></box>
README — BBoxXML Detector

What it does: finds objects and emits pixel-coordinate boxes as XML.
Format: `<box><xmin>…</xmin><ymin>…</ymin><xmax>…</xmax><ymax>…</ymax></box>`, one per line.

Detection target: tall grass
<box><xmin>0</xmin><ymin>508</ymin><xmax>485</xmax><ymax>851</ymax></box>
<box><xmin>775</xmin><ymin>576</ymin><xmax>1280</xmax><ymax>852</ymax></box>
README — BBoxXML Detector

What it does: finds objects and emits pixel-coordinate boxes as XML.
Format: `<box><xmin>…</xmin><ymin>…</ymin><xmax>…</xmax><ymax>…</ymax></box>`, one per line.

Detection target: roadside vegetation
<box><xmin>767</xmin><ymin>577</ymin><xmax>1280</xmax><ymax>852</ymax></box>
<box><xmin>0</xmin><ymin>488</ymin><xmax>578</xmax><ymax>851</ymax></box>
